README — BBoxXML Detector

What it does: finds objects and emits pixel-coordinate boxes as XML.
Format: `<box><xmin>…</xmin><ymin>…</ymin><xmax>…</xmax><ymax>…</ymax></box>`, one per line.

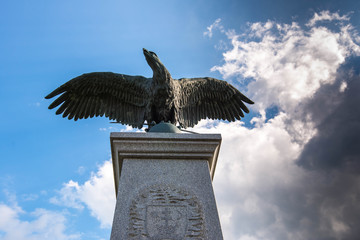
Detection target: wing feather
<box><xmin>56</xmin><ymin>100</ymin><xmax>70</xmax><ymax>115</ymax></box>
<box><xmin>45</xmin><ymin>72</ymin><xmax>151</xmax><ymax>128</ymax></box>
<box><xmin>76</xmin><ymin>97</ymin><xmax>87</xmax><ymax>119</ymax></box>
<box><xmin>175</xmin><ymin>77</ymin><xmax>254</xmax><ymax>128</ymax></box>
<box><xmin>48</xmin><ymin>92</ymin><xmax>69</xmax><ymax>109</ymax></box>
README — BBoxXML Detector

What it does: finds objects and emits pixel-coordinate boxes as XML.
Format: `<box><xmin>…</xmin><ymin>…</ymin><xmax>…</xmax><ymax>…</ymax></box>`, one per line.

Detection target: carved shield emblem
<box><xmin>127</xmin><ymin>185</ymin><xmax>204</xmax><ymax>239</ymax></box>
<box><xmin>145</xmin><ymin>205</ymin><xmax>187</xmax><ymax>239</ymax></box>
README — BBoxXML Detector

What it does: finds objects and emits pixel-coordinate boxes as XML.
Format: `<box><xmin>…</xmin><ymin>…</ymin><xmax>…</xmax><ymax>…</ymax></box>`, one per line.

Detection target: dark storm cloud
<box><xmin>294</xmin><ymin>57</ymin><xmax>360</xmax><ymax>240</ymax></box>
<box><xmin>298</xmin><ymin>58</ymin><xmax>360</xmax><ymax>170</ymax></box>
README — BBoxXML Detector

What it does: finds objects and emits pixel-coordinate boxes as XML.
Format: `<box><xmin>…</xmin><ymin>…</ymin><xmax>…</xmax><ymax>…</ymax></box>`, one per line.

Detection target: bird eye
<box><xmin>150</xmin><ymin>51</ymin><xmax>157</xmax><ymax>57</ymax></box>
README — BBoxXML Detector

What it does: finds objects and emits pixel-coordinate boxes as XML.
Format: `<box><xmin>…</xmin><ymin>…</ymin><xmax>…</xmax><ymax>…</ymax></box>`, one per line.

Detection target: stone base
<box><xmin>110</xmin><ymin>132</ymin><xmax>223</xmax><ymax>239</ymax></box>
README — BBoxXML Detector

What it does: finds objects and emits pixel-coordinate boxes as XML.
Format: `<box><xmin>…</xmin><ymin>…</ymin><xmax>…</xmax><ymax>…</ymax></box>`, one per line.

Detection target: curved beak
<box><xmin>143</xmin><ymin>48</ymin><xmax>150</xmax><ymax>56</ymax></box>
<box><xmin>143</xmin><ymin>48</ymin><xmax>157</xmax><ymax>68</ymax></box>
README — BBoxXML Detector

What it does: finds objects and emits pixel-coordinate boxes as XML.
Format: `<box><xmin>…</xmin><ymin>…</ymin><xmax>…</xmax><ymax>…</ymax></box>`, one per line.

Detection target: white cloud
<box><xmin>339</xmin><ymin>81</ymin><xmax>347</xmax><ymax>92</ymax></box>
<box><xmin>204</xmin><ymin>18</ymin><xmax>224</xmax><ymax>38</ymax></box>
<box><xmin>193</xmin><ymin>118</ymin><xmax>305</xmax><ymax>239</ymax></box>
<box><xmin>76</xmin><ymin>166</ymin><xmax>86</xmax><ymax>175</ymax></box>
<box><xmin>211</xmin><ymin>15</ymin><xmax>359</xmax><ymax>115</ymax></box>
<box><xmin>249</xmin><ymin>21</ymin><xmax>274</xmax><ymax>38</ymax></box>
<box><xmin>0</xmin><ymin>202</ymin><xmax>80</xmax><ymax>240</ymax></box>
<box><xmin>51</xmin><ymin>160</ymin><xmax>116</xmax><ymax>228</ymax></box>
<box><xmin>50</xmin><ymin>180</ymin><xmax>85</xmax><ymax>210</ymax></box>
<box><xmin>307</xmin><ymin>10</ymin><xmax>350</xmax><ymax>27</ymax></box>
<box><xmin>21</xmin><ymin>193</ymin><xmax>38</xmax><ymax>201</ymax></box>
<box><xmin>28</xmin><ymin>102</ymin><xmax>41</xmax><ymax>107</ymax></box>
<box><xmin>99</xmin><ymin>126</ymin><xmax>117</xmax><ymax>131</ymax></box>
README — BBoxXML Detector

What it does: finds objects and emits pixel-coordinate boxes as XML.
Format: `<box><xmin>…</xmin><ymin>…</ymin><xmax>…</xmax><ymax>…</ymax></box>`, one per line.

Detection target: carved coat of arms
<box><xmin>128</xmin><ymin>185</ymin><xmax>204</xmax><ymax>239</ymax></box>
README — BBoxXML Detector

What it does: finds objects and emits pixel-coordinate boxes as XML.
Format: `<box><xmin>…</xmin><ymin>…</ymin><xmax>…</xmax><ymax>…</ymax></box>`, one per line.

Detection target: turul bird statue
<box><xmin>45</xmin><ymin>48</ymin><xmax>254</xmax><ymax>130</ymax></box>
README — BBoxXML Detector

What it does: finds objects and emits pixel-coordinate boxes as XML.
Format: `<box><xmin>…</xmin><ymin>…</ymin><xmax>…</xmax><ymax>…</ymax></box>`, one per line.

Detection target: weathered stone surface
<box><xmin>110</xmin><ymin>132</ymin><xmax>223</xmax><ymax>239</ymax></box>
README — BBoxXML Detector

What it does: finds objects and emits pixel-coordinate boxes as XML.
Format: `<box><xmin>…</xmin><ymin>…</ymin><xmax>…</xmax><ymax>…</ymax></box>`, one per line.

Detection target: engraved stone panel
<box><xmin>128</xmin><ymin>184</ymin><xmax>204</xmax><ymax>239</ymax></box>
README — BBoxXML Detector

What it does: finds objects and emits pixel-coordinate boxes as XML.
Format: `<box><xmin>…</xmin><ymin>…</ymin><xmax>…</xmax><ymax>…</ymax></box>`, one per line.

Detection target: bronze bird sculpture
<box><xmin>45</xmin><ymin>48</ymin><xmax>254</xmax><ymax>129</ymax></box>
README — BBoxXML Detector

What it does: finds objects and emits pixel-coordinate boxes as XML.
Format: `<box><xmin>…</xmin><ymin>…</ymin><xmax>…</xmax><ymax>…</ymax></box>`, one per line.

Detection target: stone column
<box><xmin>110</xmin><ymin>132</ymin><xmax>223</xmax><ymax>239</ymax></box>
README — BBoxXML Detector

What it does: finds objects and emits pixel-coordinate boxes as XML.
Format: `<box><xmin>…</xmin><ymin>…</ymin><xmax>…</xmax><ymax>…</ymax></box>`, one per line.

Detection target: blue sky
<box><xmin>1</xmin><ymin>1</ymin><xmax>360</xmax><ymax>239</ymax></box>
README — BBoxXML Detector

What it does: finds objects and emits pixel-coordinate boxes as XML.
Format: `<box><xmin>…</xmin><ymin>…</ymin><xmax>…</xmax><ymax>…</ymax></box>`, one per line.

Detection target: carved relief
<box><xmin>128</xmin><ymin>185</ymin><xmax>204</xmax><ymax>239</ymax></box>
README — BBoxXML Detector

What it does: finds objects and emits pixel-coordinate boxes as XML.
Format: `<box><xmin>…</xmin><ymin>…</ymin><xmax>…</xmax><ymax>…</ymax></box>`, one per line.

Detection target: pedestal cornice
<box><xmin>110</xmin><ymin>132</ymin><xmax>222</xmax><ymax>196</ymax></box>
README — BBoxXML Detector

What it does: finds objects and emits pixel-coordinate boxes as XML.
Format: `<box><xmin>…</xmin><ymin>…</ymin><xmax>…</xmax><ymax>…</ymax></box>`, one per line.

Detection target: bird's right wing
<box><xmin>175</xmin><ymin>77</ymin><xmax>254</xmax><ymax>128</ymax></box>
<box><xmin>45</xmin><ymin>72</ymin><xmax>151</xmax><ymax>128</ymax></box>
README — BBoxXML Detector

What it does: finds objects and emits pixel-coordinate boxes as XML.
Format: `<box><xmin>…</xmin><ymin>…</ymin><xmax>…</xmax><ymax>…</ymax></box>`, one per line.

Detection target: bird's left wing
<box><xmin>174</xmin><ymin>77</ymin><xmax>254</xmax><ymax>128</ymax></box>
<box><xmin>45</xmin><ymin>72</ymin><xmax>152</xmax><ymax>128</ymax></box>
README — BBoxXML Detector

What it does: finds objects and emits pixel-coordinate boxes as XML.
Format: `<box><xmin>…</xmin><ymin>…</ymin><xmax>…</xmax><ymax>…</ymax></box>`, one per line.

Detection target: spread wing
<box><xmin>174</xmin><ymin>77</ymin><xmax>254</xmax><ymax>128</ymax></box>
<box><xmin>45</xmin><ymin>72</ymin><xmax>152</xmax><ymax>128</ymax></box>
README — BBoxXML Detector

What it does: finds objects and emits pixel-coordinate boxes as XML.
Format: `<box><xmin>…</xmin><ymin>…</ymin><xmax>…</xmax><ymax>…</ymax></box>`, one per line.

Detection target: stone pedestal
<box><xmin>110</xmin><ymin>132</ymin><xmax>223</xmax><ymax>239</ymax></box>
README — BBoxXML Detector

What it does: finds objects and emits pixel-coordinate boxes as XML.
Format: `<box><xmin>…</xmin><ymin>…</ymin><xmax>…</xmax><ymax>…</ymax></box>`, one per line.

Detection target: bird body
<box><xmin>46</xmin><ymin>48</ymin><xmax>254</xmax><ymax>129</ymax></box>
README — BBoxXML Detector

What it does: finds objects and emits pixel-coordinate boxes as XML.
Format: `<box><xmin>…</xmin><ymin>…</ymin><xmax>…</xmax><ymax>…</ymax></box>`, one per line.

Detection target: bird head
<box><xmin>143</xmin><ymin>48</ymin><xmax>171</xmax><ymax>82</ymax></box>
